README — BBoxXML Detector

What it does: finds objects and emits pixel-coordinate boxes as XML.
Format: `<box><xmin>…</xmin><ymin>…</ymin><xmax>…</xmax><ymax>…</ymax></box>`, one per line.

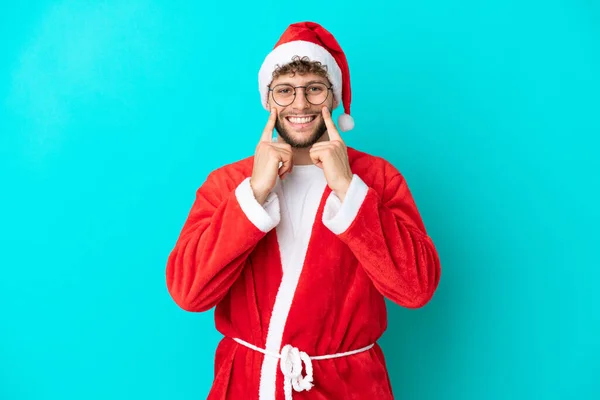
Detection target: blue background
<box><xmin>1</xmin><ymin>1</ymin><xmax>599</xmax><ymax>399</ymax></box>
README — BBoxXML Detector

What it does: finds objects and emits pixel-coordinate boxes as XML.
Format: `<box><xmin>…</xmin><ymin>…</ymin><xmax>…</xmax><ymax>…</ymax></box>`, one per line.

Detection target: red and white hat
<box><xmin>258</xmin><ymin>21</ymin><xmax>354</xmax><ymax>132</ymax></box>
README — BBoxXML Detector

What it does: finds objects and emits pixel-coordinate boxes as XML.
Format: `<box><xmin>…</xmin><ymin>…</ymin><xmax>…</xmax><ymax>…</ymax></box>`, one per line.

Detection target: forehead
<box><xmin>270</xmin><ymin>72</ymin><xmax>330</xmax><ymax>86</ymax></box>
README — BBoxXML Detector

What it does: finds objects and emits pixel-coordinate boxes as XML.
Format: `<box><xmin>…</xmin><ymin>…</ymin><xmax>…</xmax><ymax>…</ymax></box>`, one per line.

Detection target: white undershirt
<box><xmin>279</xmin><ymin>164</ymin><xmax>326</xmax><ymax>238</ymax></box>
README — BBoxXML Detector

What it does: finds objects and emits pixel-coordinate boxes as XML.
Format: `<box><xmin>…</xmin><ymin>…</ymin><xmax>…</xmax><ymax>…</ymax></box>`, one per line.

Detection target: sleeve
<box><xmin>166</xmin><ymin>174</ymin><xmax>280</xmax><ymax>312</ymax></box>
<box><xmin>322</xmin><ymin>170</ymin><xmax>441</xmax><ymax>308</ymax></box>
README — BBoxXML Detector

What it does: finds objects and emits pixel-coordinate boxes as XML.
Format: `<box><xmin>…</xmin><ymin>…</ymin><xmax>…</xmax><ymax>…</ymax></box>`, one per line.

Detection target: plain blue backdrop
<box><xmin>1</xmin><ymin>1</ymin><xmax>599</xmax><ymax>399</ymax></box>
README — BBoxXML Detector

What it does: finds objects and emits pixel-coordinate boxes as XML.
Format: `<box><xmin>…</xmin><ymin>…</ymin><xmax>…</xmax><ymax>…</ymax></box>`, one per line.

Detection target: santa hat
<box><xmin>258</xmin><ymin>21</ymin><xmax>355</xmax><ymax>132</ymax></box>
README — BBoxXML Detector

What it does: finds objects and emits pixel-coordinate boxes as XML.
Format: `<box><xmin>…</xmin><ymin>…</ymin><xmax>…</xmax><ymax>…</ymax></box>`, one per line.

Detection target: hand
<box><xmin>309</xmin><ymin>107</ymin><xmax>353</xmax><ymax>201</ymax></box>
<box><xmin>250</xmin><ymin>108</ymin><xmax>293</xmax><ymax>204</ymax></box>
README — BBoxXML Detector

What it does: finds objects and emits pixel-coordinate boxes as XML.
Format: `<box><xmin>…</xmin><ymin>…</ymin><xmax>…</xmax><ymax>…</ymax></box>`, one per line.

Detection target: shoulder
<box><xmin>347</xmin><ymin>146</ymin><xmax>404</xmax><ymax>189</ymax></box>
<box><xmin>200</xmin><ymin>155</ymin><xmax>255</xmax><ymax>196</ymax></box>
<box><xmin>347</xmin><ymin>146</ymin><xmax>417</xmax><ymax>206</ymax></box>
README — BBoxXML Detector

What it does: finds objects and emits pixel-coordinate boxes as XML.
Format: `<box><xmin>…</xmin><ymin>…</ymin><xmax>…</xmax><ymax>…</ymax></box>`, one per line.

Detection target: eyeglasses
<box><xmin>268</xmin><ymin>83</ymin><xmax>333</xmax><ymax>107</ymax></box>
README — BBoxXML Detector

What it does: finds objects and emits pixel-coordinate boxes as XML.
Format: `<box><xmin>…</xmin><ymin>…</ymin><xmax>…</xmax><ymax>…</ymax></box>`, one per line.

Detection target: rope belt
<box><xmin>233</xmin><ymin>337</ymin><xmax>375</xmax><ymax>400</ymax></box>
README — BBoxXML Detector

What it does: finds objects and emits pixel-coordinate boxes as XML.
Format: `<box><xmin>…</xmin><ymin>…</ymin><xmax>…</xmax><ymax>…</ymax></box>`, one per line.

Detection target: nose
<box><xmin>291</xmin><ymin>87</ymin><xmax>310</xmax><ymax>109</ymax></box>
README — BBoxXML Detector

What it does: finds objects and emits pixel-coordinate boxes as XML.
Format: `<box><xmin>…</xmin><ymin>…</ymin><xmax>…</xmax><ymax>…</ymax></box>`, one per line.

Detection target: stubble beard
<box><xmin>274</xmin><ymin>116</ymin><xmax>328</xmax><ymax>149</ymax></box>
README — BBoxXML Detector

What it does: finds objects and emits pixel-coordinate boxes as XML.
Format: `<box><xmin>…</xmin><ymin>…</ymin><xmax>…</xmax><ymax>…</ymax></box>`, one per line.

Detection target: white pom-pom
<box><xmin>337</xmin><ymin>113</ymin><xmax>354</xmax><ymax>132</ymax></box>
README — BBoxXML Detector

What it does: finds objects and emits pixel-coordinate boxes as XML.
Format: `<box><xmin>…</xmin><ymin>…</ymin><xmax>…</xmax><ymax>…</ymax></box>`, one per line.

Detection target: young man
<box><xmin>166</xmin><ymin>21</ymin><xmax>441</xmax><ymax>400</ymax></box>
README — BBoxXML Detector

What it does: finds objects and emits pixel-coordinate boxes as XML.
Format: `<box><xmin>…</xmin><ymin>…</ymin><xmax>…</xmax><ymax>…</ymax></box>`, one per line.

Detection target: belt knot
<box><xmin>280</xmin><ymin>344</ymin><xmax>314</xmax><ymax>396</ymax></box>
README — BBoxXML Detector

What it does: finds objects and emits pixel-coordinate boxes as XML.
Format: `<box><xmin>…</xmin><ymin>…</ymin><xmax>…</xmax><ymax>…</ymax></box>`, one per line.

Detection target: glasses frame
<box><xmin>268</xmin><ymin>83</ymin><xmax>333</xmax><ymax>107</ymax></box>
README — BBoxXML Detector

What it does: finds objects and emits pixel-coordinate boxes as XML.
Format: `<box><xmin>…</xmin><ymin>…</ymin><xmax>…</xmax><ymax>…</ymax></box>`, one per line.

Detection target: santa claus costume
<box><xmin>166</xmin><ymin>21</ymin><xmax>441</xmax><ymax>400</ymax></box>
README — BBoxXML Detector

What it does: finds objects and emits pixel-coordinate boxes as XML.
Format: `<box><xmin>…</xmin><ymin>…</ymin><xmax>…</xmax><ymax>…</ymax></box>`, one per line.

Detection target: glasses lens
<box><xmin>272</xmin><ymin>84</ymin><xmax>295</xmax><ymax>106</ymax></box>
<box><xmin>306</xmin><ymin>83</ymin><xmax>328</xmax><ymax>105</ymax></box>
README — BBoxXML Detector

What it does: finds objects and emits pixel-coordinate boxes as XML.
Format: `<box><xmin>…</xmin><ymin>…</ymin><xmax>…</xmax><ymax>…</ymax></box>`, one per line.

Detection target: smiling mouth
<box><xmin>285</xmin><ymin>115</ymin><xmax>317</xmax><ymax>127</ymax></box>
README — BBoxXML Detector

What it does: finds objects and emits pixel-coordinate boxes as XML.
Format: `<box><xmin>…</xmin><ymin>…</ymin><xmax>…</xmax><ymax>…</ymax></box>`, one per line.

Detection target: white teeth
<box><xmin>288</xmin><ymin>116</ymin><xmax>315</xmax><ymax>124</ymax></box>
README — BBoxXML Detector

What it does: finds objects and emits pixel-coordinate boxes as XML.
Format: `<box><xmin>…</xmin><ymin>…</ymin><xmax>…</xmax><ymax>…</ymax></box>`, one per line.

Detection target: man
<box><xmin>166</xmin><ymin>21</ymin><xmax>441</xmax><ymax>400</ymax></box>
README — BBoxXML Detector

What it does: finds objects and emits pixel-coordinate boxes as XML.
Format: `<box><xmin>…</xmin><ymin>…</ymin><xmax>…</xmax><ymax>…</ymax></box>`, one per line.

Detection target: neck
<box><xmin>290</xmin><ymin>148</ymin><xmax>313</xmax><ymax>165</ymax></box>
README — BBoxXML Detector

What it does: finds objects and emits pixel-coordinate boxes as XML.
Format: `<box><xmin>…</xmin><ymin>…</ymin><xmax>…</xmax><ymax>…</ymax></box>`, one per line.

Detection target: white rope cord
<box><xmin>233</xmin><ymin>337</ymin><xmax>375</xmax><ymax>400</ymax></box>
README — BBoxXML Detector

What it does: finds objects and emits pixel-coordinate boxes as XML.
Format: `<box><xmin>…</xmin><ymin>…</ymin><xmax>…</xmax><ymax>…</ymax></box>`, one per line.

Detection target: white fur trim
<box><xmin>322</xmin><ymin>174</ymin><xmax>369</xmax><ymax>235</ymax></box>
<box><xmin>337</xmin><ymin>113</ymin><xmax>354</xmax><ymax>132</ymax></box>
<box><xmin>235</xmin><ymin>177</ymin><xmax>280</xmax><ymax>233</ymax></box>
<box><xmin>258</xmin><ymin>40</ymin><xmax>342</xmax><ymax>111</ymax></box>
<box><xmin>259</xmin><ymin>175</ymin><xmax>327</xmax><ymax>400</ymax></box>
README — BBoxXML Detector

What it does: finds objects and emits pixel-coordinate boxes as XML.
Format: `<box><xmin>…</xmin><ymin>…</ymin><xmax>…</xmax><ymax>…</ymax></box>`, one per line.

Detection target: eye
<box><xmin>275</xmin><ymin>86</ymin><xmax>294</xmax><ymax>95</ymax></box>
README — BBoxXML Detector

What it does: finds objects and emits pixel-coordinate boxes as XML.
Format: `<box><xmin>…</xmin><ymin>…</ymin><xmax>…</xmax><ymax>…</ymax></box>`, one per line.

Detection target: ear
<box><xmin>266</xmin><ymin>84</ymin><xmax>272</xmax><ymax>109</ymax></box>
<box><xmin>332</xmin><ymin>97</ymin><xmax>339</xmax><ymax>109</ymax></box>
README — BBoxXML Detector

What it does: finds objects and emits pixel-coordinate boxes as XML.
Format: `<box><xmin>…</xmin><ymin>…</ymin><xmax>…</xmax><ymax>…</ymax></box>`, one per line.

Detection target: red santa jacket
<box><xmin>166</xmin><ymin>146</ymin><xmax>441</xmax><ymax>400</ymax></box>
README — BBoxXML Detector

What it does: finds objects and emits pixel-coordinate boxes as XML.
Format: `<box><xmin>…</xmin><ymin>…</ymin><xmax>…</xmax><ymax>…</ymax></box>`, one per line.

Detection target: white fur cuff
<box><xmin>235</xmin><ymin>178</ymin><xmax>281</xmax><ymax>233</ymax></box>
<box><xmin>322</xmin><ymin>174</ymin><xmax>369</xmax><ymax>235</ymax></box>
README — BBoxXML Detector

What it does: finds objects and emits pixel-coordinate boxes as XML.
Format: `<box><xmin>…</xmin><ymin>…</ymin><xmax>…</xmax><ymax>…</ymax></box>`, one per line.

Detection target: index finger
<box><xmin>261</xmin><ymin>107</ymin><xmax>277</xmax><ymax>142</ymax></box>
<box><xmin>322</xmin><ymin>106</ymin><xmax>342</xmax><ymax>142</ymax></box>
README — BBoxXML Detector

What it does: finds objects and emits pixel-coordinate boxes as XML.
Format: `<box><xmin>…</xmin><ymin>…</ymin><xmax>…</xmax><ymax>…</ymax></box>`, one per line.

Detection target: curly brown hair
<box><xmin>271</xmin><ymin>55</ymin><xmax>329</xmax><ymax>81</ymax></box>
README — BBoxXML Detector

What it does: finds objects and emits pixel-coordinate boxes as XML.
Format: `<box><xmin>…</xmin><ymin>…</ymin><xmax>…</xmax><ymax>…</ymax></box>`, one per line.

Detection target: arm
<box><xmin>166</xmin><ymin>173</ymin><xmax>280</xmax><ymax>312</ymax></box>
<box><xmin>322</xmin><ymin>171</ymin><xmax>441</xmax><ymax>308</ymax></box>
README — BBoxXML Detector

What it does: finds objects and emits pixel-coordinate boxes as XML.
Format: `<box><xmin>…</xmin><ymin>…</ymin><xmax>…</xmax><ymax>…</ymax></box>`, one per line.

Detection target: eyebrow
<box><xmin>275</xmin><ymin>79</ymin><xmax>329</xmax><ymax>86</ymax></box>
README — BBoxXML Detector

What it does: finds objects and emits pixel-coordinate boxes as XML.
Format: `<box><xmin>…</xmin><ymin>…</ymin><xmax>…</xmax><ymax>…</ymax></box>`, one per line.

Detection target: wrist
<box><xmin>249</xmin><ymin>178</ymin><xmax>269</xmax><ymax>205</ymax></box>
<box><xmin>334</xmin><ymin>175</ymin><xmax>353</xmax><ymax>202</ymax></box>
